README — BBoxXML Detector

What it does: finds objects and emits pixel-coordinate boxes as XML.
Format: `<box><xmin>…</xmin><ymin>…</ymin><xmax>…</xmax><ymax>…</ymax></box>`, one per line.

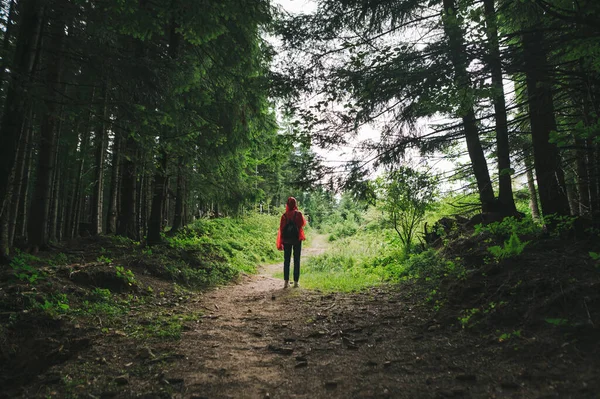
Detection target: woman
<box><xmin>276</xmin><ymin>197</ymin><xmax>307</xmax><ymax>288</ymax></box>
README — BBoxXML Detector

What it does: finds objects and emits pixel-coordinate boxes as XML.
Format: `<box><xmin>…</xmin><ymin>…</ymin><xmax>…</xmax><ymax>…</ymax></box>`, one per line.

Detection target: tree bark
<box><xmin>522</xmin><ymin>30</ymin><xmax>570</xmax><ymax>218</ymax></box>
<box><xmin>91</xmin><ymin>80</ymin><xmax>110</xmax><ymax>235</ymax></box>
<box><xmin>575</xmin><ymin>138</ymin><xmax>591</xmax><ymax>216</ymax></box>
<box><xmin>8</xmin><ymin>117</ymin><xmax>32</xmax><ymax>247</ymax></box>
<box><xmin>48</xmin><ymin>112</ymin><xmax>64</xmax><ymax>242</ymax></box>
<box><xmin>27</xmin><ymin>14</ymin><xmax>66</xmax><ymax>251</ymax></box>
<box><xmin>442</xmin><ymin>0</ymin><xmax>496</xmax><ymax>212</ymax></box>
<box><xmin>137</xmin><ymin>164</ymin><xmax>145</xmax><ymax>238</ymax></box>
<box><xmin>106</xmin><ymin>131</ymin><xmax>121</xmax><ymax>235</ymax></box>
<box><xmin>483</xmin><ymin>0</ymin><xmax>516</xmax><ymax>213</ymax></box>
<box><xmin>564</xmin><ymin>165</ymin><xmax>578</xmax><ymax>215</ymax></box>
<box><xmin>171</xmin><ymin>161</ymin><xmax>184</xmax><ymax>233</ymax></box>
<box><xmin>183</xmin><ymin>173</ymin><xmax>189</xmax><ymax>226</ymax></box>
<box><xmin>0</xmin><ymin>0</ymin><xmax>42</xmax><ymax>221</ymax></box>
<box><xmin>590</xmin><ymin>142</ymin><xmax>600</xmax><ymax>216</ymax></box>
<box><xmin>117</xmin><ymin>134</ymin><xmax>139</xmax><ymax>240</ymax></box>
<box><xmin>16</xmin><ymin>121</ymin><xmax>35</xmax><ymax>242</ymax></box>
<box><xmin>147</xmin><ymin>147</ymin><xmax>168</xmax><ymax>245</ymax></box>
<box><xmin>523</xmin><ymin>147</ymin><xmax>541</xmax><ymax>220</ymax></box>
<box><xmin>0</xmin><ymin>0</ymin><xmax>16</xmax><ymax>93</ymax></box>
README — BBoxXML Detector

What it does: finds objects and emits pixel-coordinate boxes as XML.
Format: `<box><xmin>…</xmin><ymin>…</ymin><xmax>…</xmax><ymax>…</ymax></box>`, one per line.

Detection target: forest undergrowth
<box><xmin>1</xmin><ymin>210</ymin><xmax>599</xmax><ymax>397</ymax></box>
<box><xmin>0</xmin><ymin>213</ymin><xmax>282</xmax><ymax>397</ymax></box>
<box><xmin>309</xmin><ymin>206</ymin><xmax>600</xmax><ymax>336</ymax></box>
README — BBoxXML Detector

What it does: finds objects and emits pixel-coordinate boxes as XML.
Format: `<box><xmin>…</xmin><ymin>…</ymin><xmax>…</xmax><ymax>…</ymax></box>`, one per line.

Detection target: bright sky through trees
<box><xmin>272</xmin><ymin>0</ymin><xmax>457</xmax><ymax>187</ymax></box>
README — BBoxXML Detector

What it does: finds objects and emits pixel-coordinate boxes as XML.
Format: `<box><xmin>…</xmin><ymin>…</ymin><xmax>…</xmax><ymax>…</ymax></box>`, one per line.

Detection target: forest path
<box><xmin>165</xmin><ymin>235</ymin><xmax>565</xmax><ymax>399</ymax></box>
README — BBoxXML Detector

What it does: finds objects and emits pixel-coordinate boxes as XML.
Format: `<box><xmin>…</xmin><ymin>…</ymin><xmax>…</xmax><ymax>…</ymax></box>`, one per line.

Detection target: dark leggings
<box><xmin>283</xmin><ymin>241</ymin><xmax>302</xmax><ymax>282</ymax></box>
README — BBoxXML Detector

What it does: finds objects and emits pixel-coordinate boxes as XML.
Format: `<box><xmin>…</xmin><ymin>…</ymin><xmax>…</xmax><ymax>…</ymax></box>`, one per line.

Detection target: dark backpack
<box><xmin>282</xmin><ymin>211</ymin><xmax>300</xmax><ymax>242</ymax></box>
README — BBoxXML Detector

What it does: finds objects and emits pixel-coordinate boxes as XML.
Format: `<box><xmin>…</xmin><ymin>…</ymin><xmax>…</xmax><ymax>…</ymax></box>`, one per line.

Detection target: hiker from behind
<box><xmin>276</xmin><ymin>197</ymin><xmax>307</xmax><ymax>288</ymax></box>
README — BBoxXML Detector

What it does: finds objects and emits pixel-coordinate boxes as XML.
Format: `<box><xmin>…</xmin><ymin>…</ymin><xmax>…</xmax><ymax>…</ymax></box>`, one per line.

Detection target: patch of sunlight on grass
<box><xmin>272</xmin><ymin>229</ymin><xmax>400</xmax><ymax>292</ymax></box>
<box><xmin>300</xmin><ymin>271</ymin><xmax>383</xmax><ymax>292</ymax></box>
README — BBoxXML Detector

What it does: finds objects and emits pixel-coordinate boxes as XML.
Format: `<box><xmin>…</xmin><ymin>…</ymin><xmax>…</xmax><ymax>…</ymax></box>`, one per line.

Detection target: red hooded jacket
<box><xmin>276</xmin><ymin>197</ymin><xmax>306</xmax><ymax>250</ymax></box>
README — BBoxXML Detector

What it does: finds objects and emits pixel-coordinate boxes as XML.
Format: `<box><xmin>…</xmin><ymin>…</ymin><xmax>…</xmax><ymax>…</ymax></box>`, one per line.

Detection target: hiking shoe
<box><xmin>283</xmin><ymin>281</ymin><xmax>289</xmax><ymax>289</ymax></box>
<box><xmin>293</xmin><ymin>282</ymin><xmax>299</xmax><ymax>288</ymax></box>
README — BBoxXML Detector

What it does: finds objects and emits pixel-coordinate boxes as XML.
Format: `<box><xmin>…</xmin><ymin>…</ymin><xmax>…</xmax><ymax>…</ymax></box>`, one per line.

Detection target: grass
<box><xmin>274</xmin><ymin>219</ymin><xmax>406</xmax><ymax>292</ymax></box>
<box><xmin>165</xmin><ymin>213</ymin><xmax>282</xmax><ymax>274</ymax></box>
<box><xmin>271</xmin><ymin>205</ymin><xmax>465</xmax><ymax>292</ymax></box>
<box><xmin>131</xmin><ymin>213</ymin><xmax>284</xmax><ymax>288</ymax></box>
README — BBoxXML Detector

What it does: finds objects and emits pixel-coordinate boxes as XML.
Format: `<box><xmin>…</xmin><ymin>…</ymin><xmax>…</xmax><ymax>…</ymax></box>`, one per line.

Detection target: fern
<box><xmin>488</xmin><ymin>233</ymin><xmax>528</xmax><ymax>261</ymax></box>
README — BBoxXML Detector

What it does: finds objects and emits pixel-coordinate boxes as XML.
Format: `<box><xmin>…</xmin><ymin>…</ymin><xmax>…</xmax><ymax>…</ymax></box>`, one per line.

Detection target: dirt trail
<box><xmin>163</xmin><ymin>235</ymin><xmax>592</xmax><ymax>399</ymax></box>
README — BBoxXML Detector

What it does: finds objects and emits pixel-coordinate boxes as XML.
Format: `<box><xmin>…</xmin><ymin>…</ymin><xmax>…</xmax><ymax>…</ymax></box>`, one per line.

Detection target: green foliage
<box><xmin>294</xmin><ymin>188</ymin><xmax>337</xmax><ymax>230</ymax></box>
<box><xmin>377</xmin><ymin>167</ymin><xmax>438</xmax><ymax>251</ymax></box>
<box><xmin>545</xmin><ymin>318</ymin><xmax>569</xmax><ymax>326</ymax></box>
<box><xmin>149</xmin><ymin>213</ymin><xmax>281</xmax><ymax>287</ymax></box>
<box><xmin>49</xmin><ymin>253</ymin><xmax>70</xmax><ymax>267</ymax></box>
<box><xmin>111</xmin><ymin>235</ymin><xmax>137</xmax><ymax>247</ymax></box>
<box><xmin>487</xmin><ymin>233</ymin><xmax>528</xmax><ymax>261</ymax></box>
<box><xmin>92</xmin><ymin>288</ymin><xmax>112</xmax><ymax>301</ymax></box>
<box><xmin>473</xmin><ymin>216</ymin><xmax>541</xmax><ymax>239</ymax></box>
<box><xmin>76</xmin><ymin>290</ymin><xmax>127</xmax><ymax>320</ymax></box>
<box><xmin>458</xmin><ymin>302</ymin><xmax>506</xmax><ymax>328</ymax></box>
<box><xmin>97</xmin><ymin>255</ymin><xmax>112</xmax><ymax>264</ymax></box>
<box><xmin>497</xmin><ymin>330</ymin><xmax>521</xmax><ymax>343</ymax></box>
<box><xmin>115</xmin><ymin>266</ymin><xmax>137</xmax><ymax>286</ymax></box>
<box><xmin>10</xmin><ymin>250</ymin><xmax>42</xmax><ymax>284</ymax></box>
<box><xmin>327</xmin><ymin>220</ymin><xmax>359</xmax><ymax>242</ymax></box>
<box><xmin>459</xmin><ymin>308</ymin><xmax>480</xmax><ymax>328</ymax></box>
<box><xmin>282</xmin><ymin>229</ymin><xmax>392</xmax><ymax>292</ymax></box>
<box><xmin>397</xmin><ymin>249</ymin><xmax>464</xmax><ymax>280</ymax></box>
<box><xmin>543</xmin><ymin>214</ymin><xmax>577</xmax><ymax>236</ymax></box>
<box><xmin>38</xmin><ymin>293</ymin><xmax>70</xmax><ymax>315</ymax></box>
<box><xmin>128</xmin><ymin>313</ymin><xmax>201</xmax><ymax>341</ymax></box>
<box><xmin>590</xmin><ymin>252</ymin><xmax>600</xmax><ymax>261</ymax></box>
<box><xmin>289</xmin><ymin>204</ymin><xmax>466</xmax><ymax>292</ymax></box>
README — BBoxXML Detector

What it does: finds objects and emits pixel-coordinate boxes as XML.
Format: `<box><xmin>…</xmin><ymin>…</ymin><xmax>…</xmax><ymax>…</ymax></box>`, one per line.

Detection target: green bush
<box><xmin>158</xmin><ymin>213</ymin><xmax>281</xmax><ymax>286</ymax></box>
<box><xmin>473</xmin><ymin>216</ymin><xmax>541</xmax><ymax>239</ymax></box>
<box><xmin>396</xmin><ymin>249</ymin><xmax>462</xmax><ymax>280</ymax></box>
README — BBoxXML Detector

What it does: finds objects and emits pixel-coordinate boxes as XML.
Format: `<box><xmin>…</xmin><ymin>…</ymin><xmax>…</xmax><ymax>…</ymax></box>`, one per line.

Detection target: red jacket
<box><xmin>276</xmin><ymin>197</ymin><xmax>306</xmax><ymax>250</ymax></box>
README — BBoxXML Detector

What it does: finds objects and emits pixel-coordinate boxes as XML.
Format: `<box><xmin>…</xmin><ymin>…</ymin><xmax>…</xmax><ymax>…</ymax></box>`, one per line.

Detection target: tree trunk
<box><xmin>183</xmin><ymin>173</ymin><xmax>189</xmax><ymax>225</ymax></box>
<box><xmin>106</xmin><ymin>132</ymin><xmax>121</xmax><ymax>235</ymax></box>
<box><xmin>564</xmin><ymin>165</ymin><xmax>578</xmax><ymax>215</ymax></box>
<box><xmin>8</xmin><ymin>117</ymin><xmax>32</xmax><ymax>247</ymax></box>
<box><xmin>442</xmin><ymin>0</ymin><xmax>495</xmax><ymax>212</ymax></box>
<box><xmin>27</xmin><ymin>14</ymin><xmax>66</xmax><ymax>251</ymax></box>
<box><xmin>524</xmin><ymin>147</ymin><xmax>541</xmax><ymax>220</ymax></box>
<box><xmin>590</xmin><ymin>141</ymin><xmax>600</xmax><ymax>216</ymax></box>
<box><xmin>0</xmin><ymin>0</ymin><xmax>16</xmax><ymax>93</ymax></box>
<box><xmin>90</xmin><ymin>80</ymin><xmax>110</xmax><ymax>235</ymax></box>
<box><xmin>575</xmin><ymin>138</ymin><xmax>591</xmax><ymax>216</ymax></box>
<box><xmin>0</xmin><ymin>0</ymin><xmax>42</xmax><ymax>221</ymax></box>
<box><xmin>147</xmin><ymin>147</ymin><xmax>168</xmax><ymax>245</ymax></box>
<box><xmin>56</xmin><ymin>170</ymin><xmax>67</xmax><ymax>242</ymax></box>
<box><xmin>16</xmin><ymin>121</ymin><xmax>35</xmax><ymax>242</ymax></box>
<box><xmin>522</xmin><ymin>30</ymin><xmax>570</xmax><ymax>218</ymax></box>
<box><xmin>117</xmin><ymin>134</ymin><xmax>138</xmax><ymax>239</ymax></box>
<box><xmin>48</xmin><ymin>115</ymin><xmax>63</xmax><ymax>243</ymax></box>
<box><xmin>171</xmin><ymin>162</ymin><xmax>185</xmax><ymax>233</ymax></box>
<box><xmin>140</xmin><ymin>168</ymin><xmax>148</xmax><ymax>239</ymax></box>
<box><xmin>137</xmin><ymin>165</ymin><xmax>145</xmax><ymax>238</ymax></box>
<box><xmin>483</xmin><ymin>0</ymin><xmax>516</xmax><ymax>213</ymax></box>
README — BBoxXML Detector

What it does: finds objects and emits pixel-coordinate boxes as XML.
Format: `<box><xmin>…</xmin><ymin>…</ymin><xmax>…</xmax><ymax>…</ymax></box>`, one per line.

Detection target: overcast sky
<box><xmin>268</xmin><ymin>0</ymin><xmax>461</xmax><ymax>184</ymax></box>
<box><xmin>272</xmin><ymin>0</ymin><xmax>317</xmax><ymax>14</ymax></box>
